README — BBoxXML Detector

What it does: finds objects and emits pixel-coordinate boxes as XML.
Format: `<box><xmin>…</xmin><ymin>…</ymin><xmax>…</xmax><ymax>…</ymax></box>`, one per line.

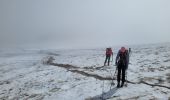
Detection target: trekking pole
<box><xmin>109</xmin><ymin>55</ymin><xmax>113</xmax><ymax>66</ymax></box>
<box><xmin>111</xmin><ymin>55</ymin><xmax>113</xmax><ymax>65</ymax></box>
<box><xmin>102</xmin><ymin>80</ymin><xmax>104</xmax><ymax>100</ymax></box>
<box><xmin>110</xmin><ymin>67</ymin><xmax>117</xmax><ymax>90</ymax></box>
<box><xmin>125</xmin><ymin>71</ymin><xmax>128</xmax><ymax>87</ymax></box>
<box><xmin>111</xmin><ymin>55</ymin><xmax>113</xmax><ymax>62</ymax></box>
<box><xmin>109</xmin><ymin>70</ymin><xmax>114</xmax><ymax>86</ymax></box>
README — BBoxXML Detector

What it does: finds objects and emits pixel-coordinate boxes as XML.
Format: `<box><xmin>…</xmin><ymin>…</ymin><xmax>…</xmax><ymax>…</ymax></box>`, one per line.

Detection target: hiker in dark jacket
<box><xmin>115</xmin><ymin>47</ymin><xmax>129</xmax><ymax>87</ymax></box>
<box><xmin>104</xmin><ymin>48</ymin><xmax>113</xmax><ymax>66</ymax></box>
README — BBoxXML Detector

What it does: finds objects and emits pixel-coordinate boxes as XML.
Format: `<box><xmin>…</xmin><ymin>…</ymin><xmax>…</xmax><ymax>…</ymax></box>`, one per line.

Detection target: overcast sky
<box><xmin>0</xmin><ymin>0</ymin><xmax>170</xmax><ymax>48</ymax></box>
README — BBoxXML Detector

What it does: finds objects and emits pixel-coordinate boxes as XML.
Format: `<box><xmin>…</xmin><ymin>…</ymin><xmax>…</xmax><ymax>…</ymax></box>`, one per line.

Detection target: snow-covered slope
<box><xmin>0</xmin><ymin>43</ymin><xmax>170</xmax><ymax>100</ymax></box>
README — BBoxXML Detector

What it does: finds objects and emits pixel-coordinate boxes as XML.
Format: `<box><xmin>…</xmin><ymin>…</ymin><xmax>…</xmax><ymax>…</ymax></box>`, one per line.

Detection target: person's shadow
<box><xmin>89</xmin><ymin>87</ymin><xmax>118</xmax><ymax>100</ymax></box>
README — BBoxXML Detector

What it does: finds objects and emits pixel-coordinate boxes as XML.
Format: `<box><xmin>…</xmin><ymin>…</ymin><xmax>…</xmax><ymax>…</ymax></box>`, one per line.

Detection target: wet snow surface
<box><xmin>0</xmin><ymin>43</ymin><xmax>170</xmax><ymax>100</ymax></box>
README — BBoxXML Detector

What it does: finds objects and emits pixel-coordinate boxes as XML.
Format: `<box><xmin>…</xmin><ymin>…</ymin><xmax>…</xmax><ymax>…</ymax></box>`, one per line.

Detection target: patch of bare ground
<box><xmin>140</xmin><ymin>77</ymin><xmax>165</xmax><ymax>85</ymax></box>
<box><xmin>123</xmin><ymin>95</ymin><xmax>147</xmax><ymax>100</ymax></box>
<box><xmin>43</xmin><ymin>56</ymin><xmax>170</xmax><ymax>89</ymax></box>
<box><xmin>166</xmin><ymin>73</ymin><xmax>170</xmax><ymax>83</ymax></box>
<box><xmin>164</xmin><ymin>59</ymin><xmax>170</xmax><ymax>62</ymax></box>
<box><xmin>49</xmin><ymin>62</ymin><xmax>170</xmax><ymax>89</ymax></box>
<box><xmin>140</xmin><ymin>66</ymin><xmax>167</xmax><ymax>72</ymax></box>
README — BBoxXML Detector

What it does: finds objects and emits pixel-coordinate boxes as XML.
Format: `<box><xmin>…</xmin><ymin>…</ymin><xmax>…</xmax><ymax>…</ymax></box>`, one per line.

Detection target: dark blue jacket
<box><xmin>115</xmin><ymin>50</ymin><xmax>129</xmax><ymax>69</ymax></box>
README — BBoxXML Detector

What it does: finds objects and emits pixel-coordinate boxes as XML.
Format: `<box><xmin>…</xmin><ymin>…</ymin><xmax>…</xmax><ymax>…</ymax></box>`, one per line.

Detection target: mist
<box><xmin>0</xmin><ymin>0</ymin><xmax>170</xmax><ymax>49</ymax></box>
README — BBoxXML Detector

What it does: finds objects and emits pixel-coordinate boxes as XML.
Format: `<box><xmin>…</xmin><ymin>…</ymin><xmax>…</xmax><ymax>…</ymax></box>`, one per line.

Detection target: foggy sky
<box><xmin>0</xmin><ymin>0</ymin><xmax>170</xmax><ymax>48</ymax></box>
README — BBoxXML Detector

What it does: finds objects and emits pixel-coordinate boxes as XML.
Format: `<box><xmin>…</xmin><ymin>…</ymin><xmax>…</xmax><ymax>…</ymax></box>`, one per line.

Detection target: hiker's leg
<box><xmin>117</xmin><ymin>65</ymin><xmax>121</xmax><ymax>87</ymax></box>
<box><xmin>104</xmin><ymin>56</ymin><xmax>108</xmax><ymax>65</ymax></box>
<box><xmin>107</xmin><ymin>55</ymin><xmax>110</xmax><ymax>66</ymax></box>
<box><xmin>121</xmin><ymin>66</ymin><xmax>126</xmax><ymax>87</ymax></box>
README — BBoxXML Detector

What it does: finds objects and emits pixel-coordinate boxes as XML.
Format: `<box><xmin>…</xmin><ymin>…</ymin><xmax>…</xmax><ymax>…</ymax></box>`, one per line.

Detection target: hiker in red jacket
<box><xmin>104</xmin><ymin>48</ymin><xmax>113</xmax><ymax>66</ymax></box>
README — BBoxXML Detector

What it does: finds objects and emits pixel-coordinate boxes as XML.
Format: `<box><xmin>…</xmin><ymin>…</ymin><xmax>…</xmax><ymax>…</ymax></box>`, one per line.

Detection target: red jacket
<box><xmin>106</xmin><ymin>48</ymin><xmax>113</xmax><ymax>55</ymax></box>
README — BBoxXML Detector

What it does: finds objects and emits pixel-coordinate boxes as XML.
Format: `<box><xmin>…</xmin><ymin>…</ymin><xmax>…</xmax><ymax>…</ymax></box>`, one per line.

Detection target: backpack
<box><xmin>106</xmin><ymin>48</ymin><xmax>112</xmax><ymax>55</ymax></box>
<box><xmin>118</xmin><ymin>50</ymin><xmax>127</xmax><ymax>65</ymax></box>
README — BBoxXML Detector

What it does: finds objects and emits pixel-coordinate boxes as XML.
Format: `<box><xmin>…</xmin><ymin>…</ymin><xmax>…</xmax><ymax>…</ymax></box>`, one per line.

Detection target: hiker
<box><xmin>115</xmin><ymin>47</ymin><xmax>129</xmax><ymax>88</ymax></box>
<box><xmin>104</xmin><ymin>48</ymin><xmax>113</xmax><ymax>66</ymax></box>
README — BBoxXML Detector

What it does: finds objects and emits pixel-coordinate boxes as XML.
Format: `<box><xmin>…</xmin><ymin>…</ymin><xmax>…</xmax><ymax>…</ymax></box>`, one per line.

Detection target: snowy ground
<box><xmin>0</xmin><ymin>43</ymin><xmax>170</xmax><ymax>100</ymax></box>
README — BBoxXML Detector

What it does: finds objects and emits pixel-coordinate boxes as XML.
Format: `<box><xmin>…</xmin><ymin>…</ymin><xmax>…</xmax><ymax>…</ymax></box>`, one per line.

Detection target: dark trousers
<box><xmin>117</xmin><ymin>63</ymin><xmax>126</xmax><ymax>85</ymax></box>
<box><xmin>104</xmin><ymin>55</ymin><xmax>111</xmax><ymax>66</ymax></box>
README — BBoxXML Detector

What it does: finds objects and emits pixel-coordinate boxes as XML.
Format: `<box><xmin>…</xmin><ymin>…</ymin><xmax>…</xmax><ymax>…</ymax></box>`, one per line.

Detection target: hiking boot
<box><xmin>121</xmin><ymin>83</ymin><xmax>124</xmax><ymax>87</ymax></box>
<box><xmin>117</xmin><ymin>83</ymin><xmax>120</xmax><ymax>88</ymax></box>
